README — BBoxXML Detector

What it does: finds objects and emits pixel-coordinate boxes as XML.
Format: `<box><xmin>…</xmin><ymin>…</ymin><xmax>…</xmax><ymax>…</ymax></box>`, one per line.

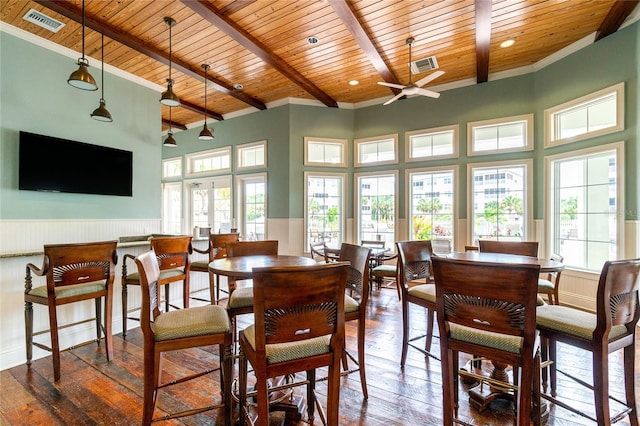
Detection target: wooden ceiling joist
<box><xmin>595</xmin><ymin>0</ymin><xmax>639</xmax><ymax>41</ymax></box>
<box><xmin>162</xmin><ymin>118</ymin><xmax>188</xmax><ymax>131</ymax></box>
<box><xmin>475</xmin><ymin>0</ymin><xmax>492</xmax><ymax>84</ymax></box>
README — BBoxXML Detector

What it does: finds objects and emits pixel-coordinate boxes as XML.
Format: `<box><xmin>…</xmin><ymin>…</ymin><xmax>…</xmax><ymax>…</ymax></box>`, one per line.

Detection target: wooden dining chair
<box><xmin>537</xmin><ymin>253</ymin><xmax>564</xmax><ymax>305</ymax></box>
<box><xmin>536</xmin><ymin>258</ymin><xmax>640</xmax><ymax>426</ymax></box>
<box><xmin>478</xmin><ymin>240</ymin><xmax>539</xmax><ymax>257</ymax></box>
<box><xmin>191</xmin><ymin>233</ymin><xmax>240</xmax><ymax>304</ymax></box>
<box><xmin>237</xmin><ymin>262</ymin><xmax>348</xmax><ymax>426</ymax></box>
<box><xmin>24</xmin><ymin>240</ymin><xmax>118</xmax><ymax>381</ymax></box>
<box><xmin>338</xmin><ymin>242</ymin><xmax>371</xmax><ymax>398</ymax></box>
<box><xmin>396</xmin><ymin>240</ymin><xmax>438</xmax><ymax>367</ymax></box>
<box><xmin>309</xmin><ymin>240</ymin><xmax>329</xmax><ymax>263</ymax></box>
<box><xmin>121</xmin><ymin>235</ymin><xmax>192</xmax><ymax>338</ymax></box>
<box><xmin>135</xmin><ymin>250</ymin><xmax>233</xmax><ymax>426</ymax></box>
<box><xmin>432</xmin><ymin>256</ymin><xmax>542</xmax><ymax>426</ymax></box>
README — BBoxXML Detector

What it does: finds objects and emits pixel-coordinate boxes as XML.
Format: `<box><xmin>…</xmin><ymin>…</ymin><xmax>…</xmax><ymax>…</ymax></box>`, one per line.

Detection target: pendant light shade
<box><xmin>91</xmin><ymin>33</ymin><xmax>113</xmax><ymax>122</ymax></box>
<box><xmin>163</xmin><ymin>107</ymin><xmax>177</xmax><ymax>147</ymax></box>
<box><xmin>68</xmin><ymin>0</ymin><xmax>98</xmax><ymax>91</ymax></box>
<box><xmin>160</xmin><ymin>17</ymin><xmax>180</xmax><ymax>107</ymax></box>
<box><xmin>198</xmin><ymin>63</ymin><xmax>214</xmax><ymax>140</ymax></box>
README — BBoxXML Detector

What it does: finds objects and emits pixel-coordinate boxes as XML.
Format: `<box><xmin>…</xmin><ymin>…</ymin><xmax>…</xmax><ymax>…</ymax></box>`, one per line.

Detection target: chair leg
<box><xmin>208</xmin><ymin>272</ymin><xmax>216</xmax><ymax>305</ymax></box>
<box><xmin>24</xmin><ymin>300</ymin><xmax>33</xmax><ymax>367</ymax></box>
<box><xmin>142</xmin><ymin>345</ymin><xmax>158</xmax><ymax>426</ymax></box>
<box><xmin>516</xmin><ymin>360</ymin><xmax>533</xmax><ymax>426</ymax></box>
<box><xmin>533</xmin><ymin>350</ymin><xmax>542</xmax><ymax>426</ymax></box>
<box><xmin>103</xmin><ymin>291</ymin><xmax>113</xmax><ymax>361</ymax></box>
<box><xmin>182</xmin><ymin>277</ymin><xmax>190</xmax><ymax>309</ymax></box>
<box><xmin>238</xmin><ymin>345</ymin><xmax>248</xmax><ymax>426</ymax></box>
<box><xmin>306</xmin><ymin>369</ymin><xmax>316</xmax><ymax>424</ymax></box>
<box><xmin>623</xmin><ymin>344</ymin><xmax>639</xmax><ymax>426</ymax></box>
<box><xmin>593</xmin><ymin>347</ymin><xmax>612</xmax><ymax>426</ymax></box>
<box><xmin>221</xmin><ymin>343</ymin><xmax>233</xmax><ymax>426</ymax></box>
<box><xmin>95</xmin><ymin>297</ymin><xmax>102</xmax><ymax>342</ymax></box>
<box><xmin>549</xmin><ymin>338</ymin><xmax>557</xmax><ymax>397</ymax></box>
<box><xmin>45</xmin><ymin>302</ymin><xmax>61</xmax><ymax>381</ymax></box>
<box><xmin>357</xmin><ymin>316</ymin><xmax>368</xmax><ymax>399</ymax></box>
<box><xmin>452</xmin><ymin>350</ymin><xmax>459</xmax><ymax>419</ymax></box>
<box><xmin>122</xmin><ymin>282</ymin><xmax>128</xmax><ymax>339</ymax></box>
<box><xmin>425</xmin><ymin>308</ymin><xmax>434</xmax><ymax>353</ymax></box>
<box><xmin>441</xmin><ymin>348</ymin><xmax>455</xmax><ymax>425</ymax></box>
<box><xmin>255</xmin><ymin>367</ymin><xmax>270</xmax><ymax>426</ymax></box>
<box><xmin>164</xmin><ymin>283</ymin><xmax>170</xmax><ymax>312</ymax></box>
<box><xmin>401</xmin><ymin>299</ymin><xmax>410</xmax><ymax>368</ymax></box>
<box><xmin>326</xmin><ymin>354</ymin><xmax>341</xmax><ymax>426</ymax></box>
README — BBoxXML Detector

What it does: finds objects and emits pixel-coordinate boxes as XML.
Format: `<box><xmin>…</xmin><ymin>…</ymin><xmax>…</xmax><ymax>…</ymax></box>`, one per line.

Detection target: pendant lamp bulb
<box><xmin>160</xmin><ymin>17</ymin><xmax>180</xmax><ymax>107</ymax></box>
<box><xmin>198</xmin><ymin>63</ymin><xmax>214</xmax><ymax>140</ymax></box>
<box><xmin>163</xmin><ymin>108</ymin><xmax>177</xmax><ymax>147</ymax></box>
<box><xmin>91</xmin><ymin>33</ymin><xmax>113</xmax><ymax>122</ymax></box>
<box><xmin>68</xmin><ymin>0</ymin><xmax>98</xmax><ymax>91</ymax></box>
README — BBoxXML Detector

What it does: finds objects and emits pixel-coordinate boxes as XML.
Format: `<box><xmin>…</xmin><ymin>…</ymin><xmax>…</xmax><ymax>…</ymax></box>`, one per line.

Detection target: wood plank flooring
<box><xmin>1</xmin><ymin>286</ymin><xmax>638</xmax><ymax>425</ymax></box>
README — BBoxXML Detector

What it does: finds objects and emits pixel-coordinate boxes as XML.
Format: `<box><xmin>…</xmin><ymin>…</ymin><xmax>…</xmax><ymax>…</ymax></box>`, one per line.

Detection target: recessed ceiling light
<box><xmin>233</xmin><ymin>83</ymin><xmax>243</xmax><ymax>90</ymax></box>
<box><xmin>307</xmin><ymin>36</ymin><xmax>319</xmax><ymax>45</ymax></box>
<box><xmin>349</xmin><ymin>80</ymin><xmax>359</xmax><ymax>86</ymax></box>
<box><xmin>500</xmin><ymin>39</ymin><xmax>515</xmax><ymax>48</ymax></box>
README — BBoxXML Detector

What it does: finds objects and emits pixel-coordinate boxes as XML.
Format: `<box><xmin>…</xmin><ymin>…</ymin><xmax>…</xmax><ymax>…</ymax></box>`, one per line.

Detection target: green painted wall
<box><xmin>0</xmin><ymin>32</ymin><xmax>161</xmax><ymax>219</ymax></box>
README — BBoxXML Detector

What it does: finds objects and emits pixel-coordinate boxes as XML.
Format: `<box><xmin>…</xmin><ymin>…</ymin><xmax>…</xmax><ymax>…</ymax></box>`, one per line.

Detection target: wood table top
<box><xmin>208</xmin><ymin>254</ymin><xmax>317</xmax><ymax>279</ymax></box>
<box><xmin>441</xmin><ymin>251</ymin><xmax>564</xmax><ymax>273</ymax></box>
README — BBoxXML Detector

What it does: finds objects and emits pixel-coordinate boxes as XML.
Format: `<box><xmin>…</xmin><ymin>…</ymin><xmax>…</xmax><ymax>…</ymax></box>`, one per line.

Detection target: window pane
<box><xmin>359</xmin><ymin>175</ymin><xmax>395</xmax><ymax>245</ymax></box>
<box><xmin>432</xmin><ymin>132</ymin><xmax>454</xmax><ymax>156</ymax></box>
<box><xmin>163</xmin><ymin>159</ymin><xmax>181</xmax><ymax>178</ymax></box>
<box><xmin>498</xmin><ymin>122</ymin><xmax>525</xmax><ymax>149</ymax></box>
<box><xmin>307</xmin><ymin>176</ymin><xmax>343</xmax><ymax>246</ymax></box>
<box><xmin>238</xmin><ymin>142</ymin><xmax>266</xmax><ymax>169</ymax></box>
<box><xmin>409</xmin><ymin>170</ymin><xmax>454</xmax><ymax>242</ymax></box>
<box><xmin>357</xmin><ymin>137</ymin><xmax>396</xmax><ymax>165</ymax></box>
<box><xmin>243</xmin><ymin>179</ymin><xmax>265</xmax><ymax>240</ymax></box>
<box><xmin>162</xmin><ymin>182</ymin><xmax>182</xmax><ymax>233</ymax></box>
<box><xmin>474</xmin><ymin>127</ymin><xmax>497</xmax><ymax>151</ymax></box>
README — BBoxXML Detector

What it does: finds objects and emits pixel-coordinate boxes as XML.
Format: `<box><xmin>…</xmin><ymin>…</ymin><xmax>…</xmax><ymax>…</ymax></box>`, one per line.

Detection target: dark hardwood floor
<box><xmin>1</xmin><ymin>286</ymin><xmax>638</xmax><ymax>425</ymax></box>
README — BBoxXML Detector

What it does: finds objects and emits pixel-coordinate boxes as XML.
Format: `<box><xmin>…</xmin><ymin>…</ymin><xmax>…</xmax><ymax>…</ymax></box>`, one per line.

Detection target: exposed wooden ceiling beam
<box><xmin>180</xmin><ymin>99</ymin><xmax>223</xmax><ymax>122</ymax></box>
<box><xmin>475</xmin><ymin>0</ymin><xmax>492</xmax><ymax>84</ymax></box>
<box><xmin>329</xmin><ymin>0</ymin><xmax>402</xmax><ymax>96</ymax></box>
<box><xmin>595</xmin><ymin>0</ymin><xmax>639</xmax><ymax>41</ymax></box>
<box><xmin>33</xmin><ymin>0</ymin><xmax>266</xmax><ymax>114</ymax></box>
<box><xmin>162</xmin><ymin>118</ymin><xmax>188</xmax><ymax>131</ymax></box>
<box><xmin>181</xmin><ymin>0</ymin><xmax>339</xmax><ymax>108</ymax></box>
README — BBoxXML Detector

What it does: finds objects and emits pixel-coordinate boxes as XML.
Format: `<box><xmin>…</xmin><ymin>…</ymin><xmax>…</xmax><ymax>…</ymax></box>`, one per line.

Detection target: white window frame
<box><xmin>161</xmin><ymin>181</ymin><xmax>183</xmax><ymax>234</ymax></box>
<box><xmin>544</xmin><ymin>82</ymin><xmax>624</xmax><ymax>148</ymax></box>
<box><xmin>354</xmin><ymin>134</ymin><xmax>398</xmax><ymax>167</ymax></box>
<box><xmin>354</xmin><ymin>170</ymin><xmax>398</xmax><ymax>246</ymax></box>
<box><xmin>467</xmin><ymin>114</ymin><xmax>534</xmax><ymax>156</ymax></box>
<box><xmin>185</xmin><ymin>146</ymin><xmax>231</xmax><ymax>177</ymax></box>
<box><xmin>405</xmin><ymin>125</ymin><xmax>459</xmax><ymax>162</ymax></box>
<box><xmin>467</xmin><ymin>159</ymin><xmax>533</xmax><ymax>244</ymax></box>
<box><xmin>544</xmin><ymin>142</ymin><xmax>624</xmax><ymax>271</ymax></box>
<box><xmin>236</xmin><ymin>140</ymin><xmax>267</xmax><ymax>171</ymax></box>
<box><xmin>304</xmin><ymin>172</ymin><xmax>347</xmax><ymax>251</ymax></box>
<box><xmin>304</xmin><ymin>137</ymin><xmax>347</xmax><ymax>167</ymax></box>
<box><xmin>162</xmin><ymin>157</ymin><xmax>182</xmax><ymax>179</ymax></box>
<box><xmin>235</xmin><ymin>172</ymin><xmax>268</xmax><ymax>241</ymax></box>
<box><xmin>185</xmin><ymin>175</ymin><xmax>233</xmax><ymax>235</ymax></box>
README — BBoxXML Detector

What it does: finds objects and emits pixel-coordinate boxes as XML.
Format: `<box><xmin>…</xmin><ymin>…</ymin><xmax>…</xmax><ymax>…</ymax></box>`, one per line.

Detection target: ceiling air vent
<box><xmin>410</xmin><ymin>56</ymin><xmax>439</xmax><ymax>74</ymax></box>
<box><xmin>22</xmin><ymin>9</ymin><xmax>65</xmax><ymax>33</ymax></box>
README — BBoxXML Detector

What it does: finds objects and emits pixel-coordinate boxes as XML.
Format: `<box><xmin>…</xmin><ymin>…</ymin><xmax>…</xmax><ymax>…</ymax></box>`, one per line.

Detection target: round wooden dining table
<box><xmin>441</xmin><ymin>251</ymin><xmax>564</xmax><ymax>273</ymax></box>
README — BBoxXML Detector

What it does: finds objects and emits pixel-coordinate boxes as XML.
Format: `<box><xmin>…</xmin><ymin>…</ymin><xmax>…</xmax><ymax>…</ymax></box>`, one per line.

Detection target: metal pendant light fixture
<box><xmin>198</xmin><ymin>63</ymin><xmax>214</xmax><ymax>140</ymax></box>
<box><xmin>163</xmin><ymin>107</ymin><xmax>177</xmax><ymax>147</ymax></box>
<box><xmin>68</xmin><ymin>0</ymin><xmax>98</xmax><ymax>91</ymax></box>
<box><xmin>90</xmin><ymin>33</ymin><xmax>113</xmax><ymax>122</ymax></box>
<box><xmin>159</xmin><ymin>17</ymin><xmax>180</xmax><ymax>107</ymax></box>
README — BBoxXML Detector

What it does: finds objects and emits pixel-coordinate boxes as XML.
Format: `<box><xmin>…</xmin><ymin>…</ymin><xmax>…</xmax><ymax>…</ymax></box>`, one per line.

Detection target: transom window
<box><xmin>305</xmin><ymin>173</ymin><xmax>345</xmax><ymax>249</ymax></box>
<box><xmin>304</xmin><ymin>137</ymin><xmax>347</xmax><ymax>167</ymax></box>
<box><xmin>186</xmin><ymin>147</ymin><xmax>231</xmax><ymax>176</ymax></box>
<box><xmin>544</xmin><ymin>83</ymin><xmax>624</xmax><ymax>147</ymax></box>
<box><xmin>162</xmin><ymin>157</ymin><xmax>182</xmax><ymax>179</ymax></box>
<box><xmin>236</xmin><ymin>140</ymin><xmax>266</xmax><ymax>170</ymax></box>
<box><xmin>354</xmin><ymin>134</ymin><xmax>398</xmax><ymax>167</ymax></box>
<box><xmin>467</xmin><ymin>114</ymin><xmax>533</xmax><ymax>156</ymax></box>
<box><xmin>406</xmin><ymin>125</ymin><xmax>458</xmax><ymax>162</ymax></box>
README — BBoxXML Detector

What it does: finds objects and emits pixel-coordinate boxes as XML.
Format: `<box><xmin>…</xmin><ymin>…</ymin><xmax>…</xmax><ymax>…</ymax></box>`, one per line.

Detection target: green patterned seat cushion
<box><xmin>152</xmin><ymin>305</ymin><xmax>230</xmax><ymax>341</ymax></box>
<box><xmin>537</xmin><ymin>278</ymin><xmax>555</xmax><ymax>291</ymax></box>
<box><xmin>126</xmin><ymin>268</ymin><xmax>185</xmax><ymax>282</ymax></box>
<box><xmin>344</xmin><ymin>294</ymin><xmax>359</xmax><ymax>313</ymax></box>
<box><xmin>449</xmin><ymin>323</ymin><xmax>523</xmax><ymax>354</ymax></box>
<box><xmin>228</xmin><ymin>287</ymin><xmax>254</xmax><ymax>309</ymax></box>
<box><xmin>27</xmin><ymin>281</ymin><xmax>105</xmax><ymax>299</ymax></box>
<box><xmin>244</xmin><ymin>325</ymin><xmax>331</xmax><ymax>364</ymax></box>
<box><xmin>407</xmin><ymin>284</ymin><xmax>436</xmax><ymax>303</ymax></box>
<box><xmin>372</xmin><ymin>264</ymin><xmax>397</xmax><ymax>277</ymax></box>
<box><xmin>536</xmin><ymin>305</ymin><xmax>628</xmax><ymax>341</ymax></box>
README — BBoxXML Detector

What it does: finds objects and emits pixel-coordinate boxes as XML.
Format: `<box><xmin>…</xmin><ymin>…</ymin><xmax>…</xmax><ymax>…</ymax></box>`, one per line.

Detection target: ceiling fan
<box><xmin>378</xmin><ymin>37</ymin><xmax>445</xmax><ymax>106</ymax></box>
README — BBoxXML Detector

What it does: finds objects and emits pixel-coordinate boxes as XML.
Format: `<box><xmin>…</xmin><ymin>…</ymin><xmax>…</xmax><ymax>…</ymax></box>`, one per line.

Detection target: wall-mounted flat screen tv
<box><xmin>19</xmin><ymin>131</ymin><xmax>133</xmax><ymax>196</ymax></box>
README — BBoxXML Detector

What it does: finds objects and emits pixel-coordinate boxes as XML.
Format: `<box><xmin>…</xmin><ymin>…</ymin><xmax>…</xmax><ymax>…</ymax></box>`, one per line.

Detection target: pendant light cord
<box><xmin>101</xmin><ymin>32</ymin><xmax>104</xmax><ymax>99</ymax></box>
<box><xmin>81</xmin><ymin>0</ymin><xmax>86</xmax><ymax>60</ymax></box>
<box><xmin>168</xmin><ymin>21</ymin><xmax>172</xmax><ymax>82</ymax></box>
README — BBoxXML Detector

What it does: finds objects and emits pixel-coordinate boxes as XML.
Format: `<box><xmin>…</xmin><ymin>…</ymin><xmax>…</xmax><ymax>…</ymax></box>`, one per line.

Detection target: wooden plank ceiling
<box><xmin>1</xmin><ymin>0</ymin><xmax>638</xmax><ymax>132</ymax></box>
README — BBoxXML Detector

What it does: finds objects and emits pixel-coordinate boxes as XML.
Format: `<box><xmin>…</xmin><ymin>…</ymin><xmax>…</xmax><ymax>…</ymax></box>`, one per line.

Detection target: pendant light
<box><xmin>198</xmin><ymin>63</ymin><xmax>214</xmax><ymax>140</ymax></box>
<box><xmin>159</xmin><ymin>17</ymin><xmax>180</xmax><ymax>107</ymax></box>
<box><xmin>68</xmin><ymin>0</ymin><xmax>98</xmax><ymax>91</ymax></box>
<box><xmin>163</xmin><ymin>108</ymin><xmax>177</xmax><ymax>147</ymax></box>
<box><xmin>90</xmin><ymin>33</ymin><xmax>113</xmax><ymax>122</ymax></box>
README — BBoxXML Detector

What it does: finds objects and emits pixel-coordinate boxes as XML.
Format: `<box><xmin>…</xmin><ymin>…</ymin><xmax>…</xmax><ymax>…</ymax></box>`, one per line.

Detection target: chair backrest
<box><xmin>432</xmin><ymin>238</ymin><xmax>452</xmax><ymax>254</ymax></box>
<box><xmin>310</xmin><ymin>241</ymin><xmax>328</xmax><ymax>262</ymax></box>
<box><xmin>395</xmin><ymin>240</ymin><xmax>434</xmax><ymax>288</ymax></box>
<box><xmin>39</xmin><ymin>241</ymin><xmax>118</xmax><ymax>293</ymax></box>
<box><xmin>250</xmin><ymin>262</ymin><xmax>348</xmax><ymax>350</ymax></box>
<box><xmin>339</xmin><ymin>243</ymin><xmax>371</xmax><ymax>303</ymax></box>
<box><xmin>545</xmin><ymin>253</ymin><xmax>564</xmax><ymax>282</ymax></box>
<box><xmin>478</xmin><ymin>240</ymin><xmax>539</xmax><ymax>257</ymax></box>
<box><xmin>594</xmin><ymin>258</ymin><xmax>640</xmax><ymax>340</ymax></box>
<box><xmin>431</xmin><ymin>256</ymin><xmax>541</xmax><ymax>350</ymax></box>
<box><xmin>134</xmin><ymin>250</ymin><xmax>162</xmax><ymax>338</ymax></box>
<box><xmin>208</xmin><ymin>233</ymin><xmax>240</xmax><ymax>261</ymax></box>
<box><xmin>226</xmin><ymin>240</ymin><xmax>278</xmax><ymax>257</ymax></box>
<box><xmin>149</xmin><ymin>236</ymin><xmax>192</xmax><ymax>271</ymax></box>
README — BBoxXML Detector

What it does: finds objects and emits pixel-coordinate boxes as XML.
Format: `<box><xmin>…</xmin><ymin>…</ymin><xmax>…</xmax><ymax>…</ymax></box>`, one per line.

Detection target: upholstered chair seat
<box><xmin>27</xmin><ymin>281</ymin><xmax>105</xmax><ymax>298</ymax></box>
<box><xmin>243</xmin><ymin>325</ymin><xmax>331</xmax><ymax>364</ymax></box>
<box><xmin>152</xmin><ymin>304</ymin><xmax>230</xmax><ymax>341</ymax></box>
<box><xmin>227</xmin><ymin>286</ymin><xmax>254</xmax><ymax>310</ymax></box>
<box><xmin>537</xmin><ymin>305</ymin><xmax>628</xmax><ymax>341</ymax></box>
<box><xmin>407</xmin><ymin>283</ymin><xmax>436</xmax><ymax>302</ymax></box>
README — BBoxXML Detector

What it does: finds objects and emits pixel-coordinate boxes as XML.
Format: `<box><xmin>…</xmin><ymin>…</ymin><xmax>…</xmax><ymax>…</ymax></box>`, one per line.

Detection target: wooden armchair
<box><xmin>237</xmin><ymin>262</ymin><xmax>348</xmax><ymax>426</ymax></box>
<box><xmin>24</xmin><ymin>240</ymin><xmax>118</xmax><ymax>381</ymax></box>
<box><xmin>478</xmin><ymin>240</ymin><xmax>539</xmax><ymax>257</ymax></box>
<box><xmin>537</xmin><ymin>253</ymin><xmax>564</xmax><ymax>305</ymax></box>
<box><xmin>191</xmin><ymin>233</ymin><xmax>240</xmax><ymax>304</ymax></box>
<box><xmin>121</xmin><ymin>235</ymin><xmax>192</xmax><ymax>338</ymax></box>
<box><xmin>309</xmin><ymin>240</ymin><xmax>329</xmax><ymax>263</ymax></box>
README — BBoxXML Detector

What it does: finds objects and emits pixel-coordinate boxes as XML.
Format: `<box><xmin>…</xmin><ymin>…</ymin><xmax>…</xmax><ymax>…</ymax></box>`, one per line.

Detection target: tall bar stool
<box><xmin>24</xmin><ymin>240</ymin><xmax>118</xmax><ymax>381</ymax></box>
<box><xmin>191</xmin><ymin>233</ymin><xmax>240</xmax><ymax>304</ymax></box>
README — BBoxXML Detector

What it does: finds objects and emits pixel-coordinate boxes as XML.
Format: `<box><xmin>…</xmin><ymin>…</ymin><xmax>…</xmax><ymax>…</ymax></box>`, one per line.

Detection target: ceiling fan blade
<box><xmin>416</xmin><ymin>88</ymin><xmax>441</xmax><ymax>98</ymax></box>
<box><xmin>378</xmin><ymin>81</ymin><xmax>406</xmax><ymax>90</ymax></box>
<box><xmin>383</xmin><ymin>92</ymin><xmax>404</xmax><ymax>106</ymax></box>
<box><xmin>415</xmin><ymin>70</ymin><xmax>445</xmax><ymax>88</ymax></box>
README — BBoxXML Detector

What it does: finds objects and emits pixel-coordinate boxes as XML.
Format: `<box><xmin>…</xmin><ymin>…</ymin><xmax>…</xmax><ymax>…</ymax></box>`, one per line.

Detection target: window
<box><xmin>407</xmin><ymin>167</ymin><xmax>457</xmax><ymax>242</ymax></box>
<box><xmin>469</xmin><ymin>160</ymin><xmax>532</xmax><ymax>243</ymax></box>
<box><xmin>304</xmin><ymin>137</ymin><xmax>347</xmax><ymax>167</ymax></box>
<box><xmin>356</xmin><ymin>172</ymin><xmax>397</xmax><ymax>246</ymax></box>
<box><xmin>162</xmin><ymin>157</ymin><xmax>182</xmax><ymax>179</ymax></box>
<box><xmin>236</xmin><ymin>140</ymin><xmax>266</xmax><ymax>170</ymax></box>
<box><xmin>546</xmin><ymin>142</ymin><xmax>623</xmax><ymax>271</ymax></box>
<box><xmin>467</xmin><ymin>114</ymin><xmax>533</xmax><ymax>155</ymax></box>
<box><xmin>186</xmin><ymin>147</ymin><xmax>231</xmax><ymax>176</ymax></box>
<box><xmin>162</xmin><ymin>182</ymin><xmax>182</xmax><ymax>234</ymax></box>
<box><xmin>545</xmin><ymin>83</ymin><xmax>624</xmax><ymax>147</ymax></box>
<box><xmin>355</xmin><ymin>134</ymin><xmax>398</xmax><ymax>166</ymax></box>
<box><xmin>236</xmin><ymin>173</ymin><xmax>267</xmax><ymax>241</ymax></box>
<box><xmin>187</xmin><ymin>176</ymin><xmax>232</xmax><ymax>235</ymax></box>
<box><xmin>305</xmin><ymin>173</ymin><xmax>346</xmax><ymax>249</ymax></box>
<box><xmin>406</xmin><ymin>125</ymin><xmax>458</xmax><ymax>162</ymax></box>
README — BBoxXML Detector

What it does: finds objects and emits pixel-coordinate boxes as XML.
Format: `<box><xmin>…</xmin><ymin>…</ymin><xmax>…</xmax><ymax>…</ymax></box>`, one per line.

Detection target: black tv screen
<box><xmin>19</xmin><ymin>131</ymin><xmax>133</xmax><ymax>196</ymax></box>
